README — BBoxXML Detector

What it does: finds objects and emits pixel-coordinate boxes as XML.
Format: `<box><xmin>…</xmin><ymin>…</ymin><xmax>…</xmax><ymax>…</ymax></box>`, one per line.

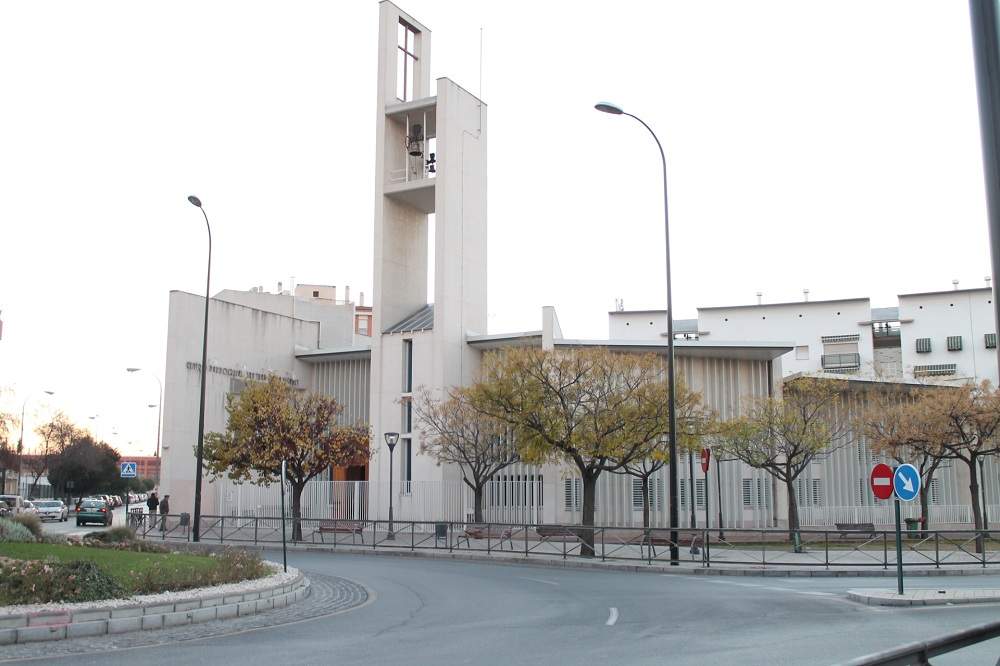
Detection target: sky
<box><xmin>0</xmin><ymin>0</ymin><xmax>994</xmax><ymax>455</ymax></box>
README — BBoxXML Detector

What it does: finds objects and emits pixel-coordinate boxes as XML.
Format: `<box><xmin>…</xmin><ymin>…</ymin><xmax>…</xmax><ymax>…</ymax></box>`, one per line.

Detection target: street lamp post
<box><xmin>17</xmin><ymin>390</ymin><xmax>54</xmax><ymax>495</ymax></box>
<box><xmin>126</xmin><ymin>368</ymin><xmax>163</xmax><ymax>458</ymax></box>
<box><xmin>595</xmin><ymin>102</ymin><xmax>680</xmax><ymax>565</ymax></box>
<box><xmin>384</xmin><ymin>432</ymin><xmax>399</xmax><ymax>540</ymax></box>
<box><xmin>187</xmin><ymin>195</ymin><xmax>212</xmax><ymax>543</ymax></box>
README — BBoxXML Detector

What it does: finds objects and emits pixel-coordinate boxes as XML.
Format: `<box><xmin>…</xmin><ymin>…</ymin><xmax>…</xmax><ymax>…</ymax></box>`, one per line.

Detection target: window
<box><xmin>930</xmin><ymin>478</ymin><xmax>941</xmax><ymax>505</ymax></box>
<box><xmin>358</xmin><ymin>318</ymin><xmax>369</xmax><ymax>335</ymax></box>
<box><xmin>986</xmin><ymin>333</ymin><xmax>997</xmax><ymax>350</ymax></box>
<box><xmin>564</xmin><ymin>478</ymin><xmax>582</xmax><ymax>510</ymax></box>
<box><xmin>402</xmin><ymin>437</ymin><xmax>412</xmax><ymax>492</ymax></box>
<box><xmin>913</xmin><ymin>363</ymin><xmax>956</xmax><ymax>377</ymax></box>
<box><xmin>795</xmin><ymin>345</ymin><xmax>810</xmax><ymax>360</ymax></box>
<box><xmin>631</xmin><ymin>477</ymin><xmax>665</xmax><ymax>510</ymax></box>
<box><xmin>402</xmin><ymin>339</ymin><xmax>413</xmax><ymax>392</ymax></box>
<box><xmin>742</xmin><ymin>479</ymin><xmax>753</xmax><ymax>507</ymax></box>
<box><xmin>695</xmin><ymin>478</ymin><xmax>706</xmax><ymax>508</ymax></box>
<box><xmin>312</xmin><ymin>290</ymin><xmax>320</xmax><ymax>298</ymax></box>
<box><xmin>396</xmin><ymin>19</ymin><xmax>418</xmax><ymax>101</ymax></box>
<box><xmin>811</xmin><ymin>479</ymin><xmax>823</xmax><ymax>507</ymax></box>
<box><xmin>401</xmin><ymin>399</ymin><xmax>412</xmax><ymax>434</ymax></box>
<box><xmin>947</xmin><ymin>335</ymin><xmax>963</xmax><ymax>352</ymax></box>
<box><xmin>915</xmin><ymin>338</ymin><xmax>932</xmax><ymax>353</ymax></box>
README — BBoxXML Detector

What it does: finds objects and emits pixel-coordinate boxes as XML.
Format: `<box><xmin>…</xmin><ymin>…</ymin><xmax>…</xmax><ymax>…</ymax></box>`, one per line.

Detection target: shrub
<box><xmin>12</xmin><ymin>513</ymin><xmax>42</xmax><ymax>540</ymax></box>
<box><xmin>132</xmin><ymin>548</ymin><xmax>270</xmax><ymax>595</ymax></box>
<box><xmin>84</xmin><ymin>527</ymin><xmax>135</xmax><ymax>543</ymax></box>
<box><xmin>0</xmin><ymin>518</ymin><xmax>36</xmax><ymax>543</ymax></box>
<box><xmin>0</xmin><ymin>559</ymin><xmax>126</xmax><ymax>604</ymax></box>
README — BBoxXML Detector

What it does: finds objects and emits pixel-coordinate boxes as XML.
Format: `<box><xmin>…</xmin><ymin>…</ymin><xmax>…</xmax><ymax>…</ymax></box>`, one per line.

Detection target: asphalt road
<box><xmin>6</xmin><ymin>550</ymin><xmax>1000</xmax><ymax>665</ymax></box>
<box><xmin>39</xmin><ymin>505</ymin><xmax>129</xmax><ymax>538</ymax></box>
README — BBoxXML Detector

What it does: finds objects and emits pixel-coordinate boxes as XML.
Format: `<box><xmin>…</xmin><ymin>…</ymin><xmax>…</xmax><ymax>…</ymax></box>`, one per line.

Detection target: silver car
<box><xmin>32</xmin><ymin>499</ymin><xmax>68</xmax><ymax>522</ymax></box>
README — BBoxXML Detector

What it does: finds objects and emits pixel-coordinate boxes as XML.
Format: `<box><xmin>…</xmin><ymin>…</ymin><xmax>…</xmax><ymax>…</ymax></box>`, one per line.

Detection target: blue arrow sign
<box><xmin>120</xmin><ymin>462</ymin><xmax>137</xmax><ymax>478</ymax></box>
<box><xmin>893</xmin><ymin>463</ymin><xmax>921</xmax><ymax>502</ymax></box>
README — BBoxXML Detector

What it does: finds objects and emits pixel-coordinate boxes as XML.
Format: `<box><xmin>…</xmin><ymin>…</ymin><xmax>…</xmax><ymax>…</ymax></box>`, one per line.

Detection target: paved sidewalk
<box><xmin>847</xmin><ymin>587</ymin><xmax>1000</xmax><ymax>606</ymax></box>
<box><xmin>154</xmin><ymin>535</ymin><xmax>1000</xmax><ymax>578</ymax></box>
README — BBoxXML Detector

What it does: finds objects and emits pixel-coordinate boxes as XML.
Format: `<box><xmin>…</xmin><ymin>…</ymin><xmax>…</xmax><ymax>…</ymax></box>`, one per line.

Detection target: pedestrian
<box><xmin>146</xmin><ymin>491</ymin><xmax>158</xmax><ymax>514</ymax></box>
<box><xmin>159</xmin><ymin>494</ymin><xmax>170</xmax><ymax>531</ymax></box>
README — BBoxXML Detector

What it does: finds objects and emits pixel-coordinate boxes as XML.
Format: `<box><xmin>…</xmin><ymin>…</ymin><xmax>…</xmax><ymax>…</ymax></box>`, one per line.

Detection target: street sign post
<box><xmin>893</xmin><ymin>464</ymin><xmax>921</xmax><ymax>503</ymax></box>
<box><xmin>120</xmin><ymin>461</ymin><xmax>137</xmax><ymax>521</ymax></box>
<box><xmin>700</xmin><ymin>449</ymin><xmax>710</xmax><ymax>474</ymax></box>
<box><xmin>870</xmin><ymin>463</ymin><xmax>894</xmax><ymax>501</ymax></box>
<box><xmin>701</xmin><ymin>449</ymin><xmax>711</xmax><ymax>540</ymax></box>
<box><xmin>280</xmin><ymin>460</ymin><xmax>288</xmax><ymax>573</ymax></box>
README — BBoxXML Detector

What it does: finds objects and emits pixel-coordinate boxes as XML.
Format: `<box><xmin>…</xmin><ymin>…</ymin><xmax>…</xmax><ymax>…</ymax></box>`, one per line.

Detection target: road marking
<box><xmin>606</xmin><ymin>607</ymin><xmax>619</xmax><ymax>626</ymax></box>
<box><xmin>520</xmin><ymin>577</ymin><xmax>559</xmax><ymax>586</ymax></box>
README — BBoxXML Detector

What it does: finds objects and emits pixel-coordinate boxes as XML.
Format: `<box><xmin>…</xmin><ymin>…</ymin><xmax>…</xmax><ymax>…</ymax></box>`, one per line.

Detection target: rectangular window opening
<box><xmin>396</xmin><ymin>19</ymin><xmax>419</xmax><ymax>102</ymax></box>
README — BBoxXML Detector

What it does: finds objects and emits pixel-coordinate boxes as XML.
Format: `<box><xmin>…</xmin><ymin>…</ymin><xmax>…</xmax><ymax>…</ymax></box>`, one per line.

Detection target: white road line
<box><xmin>606</xmin><ymin>607</ymin><xmax>619</xmax><ymax>626</ymax></box>
<box><xmin>519</xmin><ymin>577</ymin><xmax>559</xmax><ymax>586</ymax></box>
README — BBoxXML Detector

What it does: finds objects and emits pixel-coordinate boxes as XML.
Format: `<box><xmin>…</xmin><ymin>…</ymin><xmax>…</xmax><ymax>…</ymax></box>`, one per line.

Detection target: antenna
<box><xmin>756</xmin><ymin>291</ymin><xmax>763</xmax><ymax>305</ymax></box>
<box><xmin>803</xmin><ymin>288</ymin><xmax>810</xmax><ymax>302</ymax></box>
<box><xmin>952</xmin><ymin>279</ymin><xmax>959</xmax><ymax>290</ymax></box>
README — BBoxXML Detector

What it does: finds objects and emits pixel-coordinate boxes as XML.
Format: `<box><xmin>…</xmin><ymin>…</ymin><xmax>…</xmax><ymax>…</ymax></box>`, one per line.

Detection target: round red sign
<box><xmin>700</xmin><ymin>448</ymin><xmax>711</xmax><ymax>474</ymax></box>
<box><xmin>870</xmin><ymin>463</ymin><xmax>894</xmax><ymax>500</ymax></box>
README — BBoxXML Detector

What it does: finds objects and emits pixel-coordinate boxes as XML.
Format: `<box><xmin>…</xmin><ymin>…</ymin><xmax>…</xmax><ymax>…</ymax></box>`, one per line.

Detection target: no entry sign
<box><xmin>700</xmin><ymin>448</ymin><xmax>711</xmax><ymax>473</ymax></box>
<box><xmin>870</xmin><ymin>463</ymin><xmax>894</xmax><ymax>500</ymax></box>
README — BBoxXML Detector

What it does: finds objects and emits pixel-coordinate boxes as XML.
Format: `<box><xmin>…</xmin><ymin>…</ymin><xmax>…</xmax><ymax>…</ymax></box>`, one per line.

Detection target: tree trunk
<box><xmin>786</xmin><ymin>479</ymin><xmax>801</xmax><ymax>551</ymax></box>
<box><xmin>291</xmin><ymin>482</ymin><xmax>304</xmax><ymax>542</ymax></box>
<box><xmin>580</xmin><ymin>473</ymin><xmax>598</xmax><ymax>557</ymax></box>
<box><xmin>642</xmin><ymin>475</ymin><xmax>651</xmax><ymax>529</ymax></box>
<box><xmin>473</xmin><ymin>484</ymin><xmax>484</xmax><ymax>523</ymax></box>
<box><xmin>919</xmin><ymin>485</ymin><xmax>930</xmax><ymax>539</ymax></box>
<box><xmin>968</xmin><ymin>458</ymin><xmax>984</xmax><ymax>554</ymax></box>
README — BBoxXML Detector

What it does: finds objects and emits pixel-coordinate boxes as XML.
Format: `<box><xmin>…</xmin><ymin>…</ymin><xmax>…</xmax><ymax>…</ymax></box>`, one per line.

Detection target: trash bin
<box><xmin>904</xmin><ymin>517</ymin><xmax>919</xmax><ymax>538</ymax></box>
<box><xmin>179</xmin><ymin>512</ymin><xmax>191</xmax><ymax>527</ymax></box>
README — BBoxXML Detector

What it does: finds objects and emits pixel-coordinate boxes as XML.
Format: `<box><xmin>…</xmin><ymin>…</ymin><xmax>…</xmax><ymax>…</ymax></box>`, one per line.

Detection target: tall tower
<box><xmin>369</xmin><ymin>2</ymin><xmax>487</xmax><ymax>507</ymax></box>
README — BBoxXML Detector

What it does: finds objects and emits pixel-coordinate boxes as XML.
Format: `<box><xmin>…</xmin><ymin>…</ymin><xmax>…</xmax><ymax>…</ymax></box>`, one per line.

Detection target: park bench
<box><xmin>834</xmin><ymin>522</ymin><xmax>877</xmax><ymax>539</ymax></box>
<box><xmin>623</xmin><ymin>529</ymin><xmax>702</xmax><ymax>559</ymax></box>
<box><xmin>311</xmin><ymin>520</ymin><xmax>366</xmax><ymax>544</ymax></box>
<box><xmin>535</xmin><ymin>525</ymin><xmax>589</xmax><ymax>542</ymax></box>
<box><xmin>456</xmin><ymin>524</ymin><xmax>514</xmax><ymax>550</ymax></box>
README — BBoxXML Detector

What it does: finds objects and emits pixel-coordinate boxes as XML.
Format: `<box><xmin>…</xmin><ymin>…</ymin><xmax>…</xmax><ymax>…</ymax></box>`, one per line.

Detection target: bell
<box><xmin>408</xmin><ymin>123</ymin><xmax>424</xmax><ymax>157</ymax></box>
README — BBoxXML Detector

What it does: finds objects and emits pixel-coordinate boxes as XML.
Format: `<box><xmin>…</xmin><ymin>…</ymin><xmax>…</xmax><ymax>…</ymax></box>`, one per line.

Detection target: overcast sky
<box><xmin>0</xmin><ymin>0</ymin><xmax>993</xmax><ymax>455</ymax></box>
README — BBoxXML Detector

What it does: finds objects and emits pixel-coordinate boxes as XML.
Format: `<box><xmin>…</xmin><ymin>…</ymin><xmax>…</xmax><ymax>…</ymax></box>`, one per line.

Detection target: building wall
<box><xmin>698</xmin><ymin>299</ymin><xmax>872</xmax><ymax>377</ymax></box>
<box><xmin>159</xmin><ymin>291</ymin><xmax>321</xmax><ymax>515</ymax></box>
<box><xmin>609</xmin><ymin>311</ymin><xmax>669</xmax><ymax>340</ymax></box>
<box><xmin>215</xmin><ymin>289</ymin><xmax>354</xmax><ymax>349</ymax></box>
<box><xmin>898</xmin><ymin>289</ymin><xmax>997</xmax><ymax>385</ymax></box>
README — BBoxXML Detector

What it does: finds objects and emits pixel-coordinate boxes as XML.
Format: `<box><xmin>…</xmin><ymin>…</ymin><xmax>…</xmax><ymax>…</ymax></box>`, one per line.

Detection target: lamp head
<box><xmin>126</xmin><ymin>367</ymin><xmax>140</xmax><ymax>373</ymax></box>
<box><xmin>384</xmin><ymin>432</ymin><xmax>400</xmax><ymax>450</ymax></box>
<box><xmin>43</xmin><ymin>390</ymin><xmax>54</xmax><ymax>396</ymax></box>
<box><xmin>594</xmin><ymin>102</ymin><xmax>624</xmax><ymax>115</ymax></box>
<box><xmin>187</xmin><ymin>195</ymin><xmax>203</xmax><ymax>208</ymax></box>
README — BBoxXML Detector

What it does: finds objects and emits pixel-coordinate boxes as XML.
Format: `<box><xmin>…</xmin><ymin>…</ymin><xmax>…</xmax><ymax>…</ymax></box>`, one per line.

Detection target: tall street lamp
<box><xmin>384</xmin><ymin>432</ymin><xmax>399</xmax><ymax>540</ymax></box>
<box><xmin>595</xmin><ymin>101</ymin><xmax>680</xmax><ymax>565</ymax></box>
<box><xmin>187</xmin><ymin>194</ymin><xmax>212</xmax><ymax>542</ymax></box>
<box><xmin>17</xmin><ymin>390</ymin><xmax>54</xmax><ymax>495</ymax></box>
<box><xmin>126</xmin><ymin>368</ymin><xmax>163</xmax><ymax>458</ymax></box>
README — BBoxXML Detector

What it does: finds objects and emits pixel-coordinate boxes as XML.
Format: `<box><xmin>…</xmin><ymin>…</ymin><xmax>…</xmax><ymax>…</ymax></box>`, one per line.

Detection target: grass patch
<box><xmin>0</xmin><ymin>542</ymin><xmax>269</xmax><ymax>603</ymax></box>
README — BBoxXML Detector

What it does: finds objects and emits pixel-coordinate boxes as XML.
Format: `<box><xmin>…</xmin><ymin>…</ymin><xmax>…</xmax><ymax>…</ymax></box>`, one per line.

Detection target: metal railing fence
<box><xmin>136</xmin><ymin>514</ymin><xmax>1000</xmax><ymax>570</ymax></box>
<box><xmin>838</xmin><ymin>618</ymin><xmax>1000</xmax><ymax>665</ymax></box>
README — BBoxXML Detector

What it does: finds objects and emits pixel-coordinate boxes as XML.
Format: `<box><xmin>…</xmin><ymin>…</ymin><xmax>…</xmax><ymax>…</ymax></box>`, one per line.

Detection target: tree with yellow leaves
<box><xmin>468</xmin><ymin>347</ymin><xmax>671</xmax><ymax>556</ymax></box>
<box><xmin>203</xmin><ymin>376</ymin><xmax>371</xmax><ymax>541</ymax></box>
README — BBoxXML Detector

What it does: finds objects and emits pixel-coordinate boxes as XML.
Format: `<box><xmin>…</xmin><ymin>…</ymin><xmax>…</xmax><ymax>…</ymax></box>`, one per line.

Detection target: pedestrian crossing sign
<box><xmin>120</xmin><ymin>462</ymin><xmax>137</xmax><ymax>478</ymax></box>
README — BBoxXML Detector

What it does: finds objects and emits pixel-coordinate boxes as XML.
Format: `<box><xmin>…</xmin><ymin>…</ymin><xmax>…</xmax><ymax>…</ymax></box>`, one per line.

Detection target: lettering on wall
<box><xmin>185</xmin><ymin>362</ymin><xmax>299</xmax><ymax>387</ymax></box>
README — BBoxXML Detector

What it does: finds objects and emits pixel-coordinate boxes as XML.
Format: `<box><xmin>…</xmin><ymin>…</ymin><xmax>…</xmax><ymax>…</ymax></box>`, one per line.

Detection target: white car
<box><xmin>33</xmin><ymin>499</ymin><xmax>69</xmax><ymax>522</ymax></box>
<box><xmin>20</xmin><ymin>500</ymin><xmax>39</xmax><ymax>517</ymax></box>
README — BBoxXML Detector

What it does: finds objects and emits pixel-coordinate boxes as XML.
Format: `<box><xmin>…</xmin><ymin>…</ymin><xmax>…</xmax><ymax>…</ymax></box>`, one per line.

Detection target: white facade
<box><xmin>898</xmin><ymin>288</ymin><xmax>998</xmax><ymax>386</ymax></box>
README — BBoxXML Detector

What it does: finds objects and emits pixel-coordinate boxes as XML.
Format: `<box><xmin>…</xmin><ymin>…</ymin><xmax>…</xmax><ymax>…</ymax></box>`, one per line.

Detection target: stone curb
<box><xmin>846</xmin><ymin>588</ymin><xmax>1000</xmax><ymax>607</ymax></box>
<box><xmin>0</xmin><ymin>571</ymin><xmax>309</xmax><ymax>645</ymax></box>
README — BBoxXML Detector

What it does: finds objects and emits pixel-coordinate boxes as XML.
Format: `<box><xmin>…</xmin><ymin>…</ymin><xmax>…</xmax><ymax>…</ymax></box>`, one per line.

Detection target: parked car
<box><xmin>0</xmin><ymin>495</ymin><xmax>25</xmax><ymax>515</ymax></box>
<box><xmin>33</xmin><ymin>499</ymin><xmax>69</xmax><ymax>522</ymax></box>
<box><xmin>76</xmin><ymin>499</ymin><xmax>112</xmax><ymax>527</ymax></box>
<box><xmin>0</xmin><ymin>500</ymin><xmax>9</xmax><ymax>517</ymax></box>
<box><xmin>21</xmin><ymin>500</ymin><xmax>39</xmax><ymax>516</ymax></box>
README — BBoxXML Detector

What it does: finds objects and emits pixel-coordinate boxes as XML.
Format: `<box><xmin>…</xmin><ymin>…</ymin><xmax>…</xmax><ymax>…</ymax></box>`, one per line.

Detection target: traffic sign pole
<box><xmin>894</xmin><ymin>495</ymin><xmax>904</xmax><ymax>595</ymax></box>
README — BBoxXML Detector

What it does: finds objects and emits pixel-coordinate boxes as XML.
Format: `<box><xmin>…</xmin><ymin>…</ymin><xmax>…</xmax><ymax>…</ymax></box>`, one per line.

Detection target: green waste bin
<box><xmin>904</xmin><ymin>518</ymin><xmax>920</xmax><ymax>538</ymax></box>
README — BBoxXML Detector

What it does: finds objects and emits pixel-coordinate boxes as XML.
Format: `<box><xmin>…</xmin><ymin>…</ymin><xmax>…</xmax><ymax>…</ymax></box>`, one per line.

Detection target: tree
<box><xmin>415</xmin><ymin>387</ymin><xmax>518</xmax><ymax>522</ymax></box>
<box><xmin>610</xmin><ymin>378</ymin><xmax>711</xmax><ymax>528</ymax></box>
<box><xmin>716</xmin><ymin>377</ymin><xmax>851</xmax><ymax>540</ymax></box>
<box><xmin>857</xmin><ymin>385</ymin><xmax>952</xmax><ymax>532</ymax></box>
<box><xmin>919</xmin><ymin>381</ymin><xmax>1000</xmax><ymax>543</ymax></box>
<box><xmin>0</xmin><ymin>411</ymin><xmax>16</xmax><ymax>493</ymax></box>
<box><xmin>46</xmin><ymin>434</ymin><xmax>120</xmax><ymax>499</ymax></box>
<box><xmin>27</xmin><ymin>412</ymin><xmax>81</xmax><ymax>497</ymax></box>
<box><xmin>468</xmin><ymin>347</ymin><xmax>671</xmax><ymax>556</ymax></box>
<box><xmin>203</xmin><ymin>376</ymin><xmax>372</xmax><ymax>541</ymax></box>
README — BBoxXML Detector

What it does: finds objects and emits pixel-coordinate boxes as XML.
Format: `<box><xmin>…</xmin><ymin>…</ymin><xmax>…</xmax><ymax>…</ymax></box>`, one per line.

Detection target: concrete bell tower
<box><xmin>369</xmin><ymin>2</ymin><xmax>487</xmax><ymax>508</ymax></box>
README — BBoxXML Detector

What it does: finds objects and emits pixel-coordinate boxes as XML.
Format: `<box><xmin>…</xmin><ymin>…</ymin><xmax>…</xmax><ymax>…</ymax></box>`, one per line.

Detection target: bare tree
<box><xmin>414</xmin><ymin>387</ymin><xmax>518</xmax><ymax>522</ymax></box>
<box><xmin>716</xmin><ymin>377</ymin><xmax>852</xmax><ymax>541</ymax></box>
<box><xmin>27</xmin><ymin>412</ymin><xmax>81</xmax><ymax>497</ymax></box>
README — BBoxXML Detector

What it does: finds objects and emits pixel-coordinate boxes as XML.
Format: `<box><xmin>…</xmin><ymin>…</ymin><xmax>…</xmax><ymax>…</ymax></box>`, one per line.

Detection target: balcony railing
<box><xmin>821</xmin><ymin>352</ymin><xmax>861</xmax><ymax>371</ymax></box>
